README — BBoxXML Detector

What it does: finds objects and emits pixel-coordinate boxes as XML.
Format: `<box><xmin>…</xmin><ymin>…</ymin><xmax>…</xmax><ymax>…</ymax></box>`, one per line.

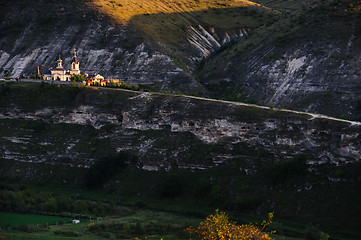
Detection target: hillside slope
<box><xmin>0</xmin><ymin>0</ymin><xmax>278</xmax><ymax>92</ymax></box>
<box><xmin>1</xmin><ymin>82</ymin><xmax>361</xmax><ymax>232</ymax></box>
<box><xmin>0</xmin><ymin>0</ymin><xmax>202</xmax><ymax>92</ymax></box>
<box><xmin>1</xmin><ymin>0</ymin><xmax>360</xmax><ymax>118</ymax></box>
<box><xmin>197</xmin><ymin>1</ymin><xmax>361</xmax><ymax>119</ymax></box>
<box><xmin>88</xmin><ymin>0</ymin><xmax>279</xmax><ymax>65</ymax></box>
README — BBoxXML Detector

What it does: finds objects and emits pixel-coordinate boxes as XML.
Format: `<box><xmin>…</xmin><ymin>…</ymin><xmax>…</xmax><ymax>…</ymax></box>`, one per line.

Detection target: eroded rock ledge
<box><xmin>0</xmin><ymin>84</ymin><xmax>360</xmax><ymax>173</ymax></box>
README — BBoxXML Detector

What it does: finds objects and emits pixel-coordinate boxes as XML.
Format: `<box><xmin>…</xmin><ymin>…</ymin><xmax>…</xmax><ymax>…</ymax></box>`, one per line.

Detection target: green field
<box><xmin>0</xmin><ymin>209</ymin><xmax>201</xmax><ymax>240</ymax></box>
<box><xmin>0</xmin><ymin>210</ymin><xmax>302</xmax><ymax>240</ymax></box>
<box><xmin>0</xmin><ymin>183</ymin><xmax>358</xmax><ymax>240</ymax></box>
<box><xmin>0</xmin><ymin>213</ymin><xmax>73</xmax><ymax>228</ymax></box>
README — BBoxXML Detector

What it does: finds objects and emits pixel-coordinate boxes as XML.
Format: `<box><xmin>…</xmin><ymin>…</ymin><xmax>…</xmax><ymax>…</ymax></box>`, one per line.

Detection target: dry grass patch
<box><xmin>88</xmin><ymin>0</ymin><xmax>266</xmax><ymax>24</ymax></box>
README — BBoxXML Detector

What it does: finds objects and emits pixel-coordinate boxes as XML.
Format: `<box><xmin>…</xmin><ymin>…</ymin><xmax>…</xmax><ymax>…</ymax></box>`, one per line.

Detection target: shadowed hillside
<box><xmin>0</xmin><ymin>0</ymin><xmax>203</xmax><ymax>92</ymax></box>
<box><xmin>0</xmin><ymin>0</ymin><xmax>278</xmax><ymax>92</ymax></box>
<box><xmin>88</xmin><ymin>0</ymin><xmax>281</xmax><ymax>68</ymax></box>
<box><xmin>196</xmin><ymin>0</ymin><xmax>361</xmax><ymax>120</ymax></box>
<box><xmin>0</xmin><ymin>82</ymin><xmax>361</xmax><ymax>236</ymax></box>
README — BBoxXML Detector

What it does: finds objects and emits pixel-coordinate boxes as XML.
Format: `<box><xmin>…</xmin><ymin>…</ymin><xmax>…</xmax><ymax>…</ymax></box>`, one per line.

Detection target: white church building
<box><xmin>44</xmin><ymin>51</ymin><xmax>80</xmax><ymax>81</ymax></box>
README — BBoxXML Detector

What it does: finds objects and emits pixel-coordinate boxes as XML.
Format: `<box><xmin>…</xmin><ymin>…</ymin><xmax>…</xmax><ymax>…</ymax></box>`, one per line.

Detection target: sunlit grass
<box><xmin>88</xmin><ymin>0</ymin><xmax>265</xmax><ymax>24</ymax></box>
<box><xmin>87</xmin><ymin>0</ymin><xmax>279</xmax><ymax>68</ymax></box>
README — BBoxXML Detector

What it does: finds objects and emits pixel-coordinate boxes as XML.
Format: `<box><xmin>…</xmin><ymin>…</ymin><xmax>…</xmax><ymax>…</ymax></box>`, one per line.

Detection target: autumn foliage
<box><xmin>187</xmin><ymin>210</ymin><xmax>274</xmax><ymax>240</ymax></box>
<box><xmin>333</xmin><ymin>0</ymin><xmax>361</xmax><ymax>14</ymax></box>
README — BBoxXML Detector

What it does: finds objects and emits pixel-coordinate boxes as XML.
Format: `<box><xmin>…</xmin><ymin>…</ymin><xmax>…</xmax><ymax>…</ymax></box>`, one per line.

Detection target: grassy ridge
<box><xmin>252</xmin><ymin>0</ymin><xmax>317</xmax><ymax>11</ymax></box>
<box><xmin>89</xmin><ymin>0</ymin><xmax>268</xmax><ymax>24</ymax></box>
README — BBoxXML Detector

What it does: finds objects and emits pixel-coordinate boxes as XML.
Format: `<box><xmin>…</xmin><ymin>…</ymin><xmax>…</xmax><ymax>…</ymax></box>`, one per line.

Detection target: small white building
<box><xmin>44</xmin><ymin>51</ymin><xmax>81</xmax><ymax>81</ymax></box>
<box><xmin>72</xmin><ymin>220</ymin><xmax>80</xmax><ymax>224</ymax></box>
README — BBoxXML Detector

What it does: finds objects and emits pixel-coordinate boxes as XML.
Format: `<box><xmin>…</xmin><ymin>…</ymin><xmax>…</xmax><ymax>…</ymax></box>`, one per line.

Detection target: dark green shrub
<box><xmin>161</xmin><ymin>173</ymin><xmax>184</xmax><ymax>199</ymax></box>
<box><xmin>24</xmin><ymin>120</ymin><xmax>46</xmax><ymax>133</ymax></box>
<box><xmin>304</xmin><ymin>224</ymin><xmax>320</xmax><ymax>240</ymax></box>
<box><xmin>54</xmin><ymin>231</ymin><xmax>81</xmax><ymax>237</ymax></box>
<box><xmin>14</xmin><ymin>225</ymin><xmax>45</xmax><ymax>233</ymax></box>
<box><xmin>85</xmin><ymin>152</ymin><xmax>131</xmax><ymax>188</ymax></box>
<box><xmin>233</xmin><ymin>196</ymin><xmax>262</xmax><ymax>211</ymax></box>
<box><xmin>270</xmin><ymin>221</ymin><xmax>284</xmax><ymax>236</ymax></box>
<box><xmin>210</xmin><ymin>185</ymin><xmax>225</xmax><ymax>205</ymax></box>
<box><xmin>194</xmin><ymin>178</ymin><xmax>212</xmax><ymax>199</ymax></box>
<box><xmin>0</xmin><ymin>83</ymin><xmax>10</xmax><ymax>96</ymax></box>
<box><xmin>135</xmin><ymin>200</ymin><xmax>147</xmax><ymax>208</ymax></box>
<box><xmin>266</xmin><ymin>155</ymin><xmax>307</xmax><ymax>185</ymax></box>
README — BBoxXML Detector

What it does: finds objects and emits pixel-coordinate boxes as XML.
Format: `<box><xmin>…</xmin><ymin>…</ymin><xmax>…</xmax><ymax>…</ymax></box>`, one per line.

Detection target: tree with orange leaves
<box><xmin>186</xmin><ymin>210</ymin><xmax>274</xmax><ymax>240</ymax></box>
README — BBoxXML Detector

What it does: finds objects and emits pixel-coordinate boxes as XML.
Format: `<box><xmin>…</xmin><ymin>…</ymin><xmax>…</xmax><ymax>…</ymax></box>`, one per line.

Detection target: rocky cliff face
<box><xmin>198</xmin><ymin>2</ymin><xmax>361</xmax><ymax>120</ymax></box>
<box><xmin>122</xmin><ymin>93</ymin><xmax>361</xmax><ymax>166</ymax></box>
<box><xmin>1</xmin><ymin>83</ymin><xmax>360</xmax><ymax>174</ymax></box>
<box><xmin>0</xmin><ymin>0</ymin><xmax>202</xmax><ymax>92</ymax></box>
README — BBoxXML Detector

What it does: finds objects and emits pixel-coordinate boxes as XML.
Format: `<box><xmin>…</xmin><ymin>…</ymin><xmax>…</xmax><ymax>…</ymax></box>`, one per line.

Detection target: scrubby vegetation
<box><xmin>85</xmin><ymin>152</ymin><xmax>131</xmax><ymax>188</ymax></box>
<box><xmin>265</xmin><ymin>155</ymin><xmax>307</xmax><ymax>185</ymax></box>
<box><xmin>88</xmin><ymin>219</ymin><xmax>188</xmax><ymax>239</ymax></box>
<box><xmin>187</xmin><ymin>210</ymin><xmax>274</xmax><ymax>240</ymax></box>
<box><xmin>0</xmin><ymin>184</ymin><xmax>113</xmax><ymax>217</ymax></box>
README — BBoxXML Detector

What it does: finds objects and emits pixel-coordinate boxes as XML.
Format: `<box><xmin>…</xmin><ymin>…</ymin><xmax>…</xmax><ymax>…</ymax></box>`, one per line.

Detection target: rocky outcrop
<box><xmin>121</xmin><ymin>92</ymin><xmax>361</xmax><ymax>166</ymax></box>
<box><xmin>187</xmin><ymin>25</ymin><xmax>249</xmax><ymax>58</ymax></box>
<box><xmin>1</xmin><ymin>84</ymin><xmax>360</xmax><ymax>172</ymax></box>
<box><xmin>199</xmin><ymin>6</ymin><xmax>361</xmax><ymax>120</ymax></box>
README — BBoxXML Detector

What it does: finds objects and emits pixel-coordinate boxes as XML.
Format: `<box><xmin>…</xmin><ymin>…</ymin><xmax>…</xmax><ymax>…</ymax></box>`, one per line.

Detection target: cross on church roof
<box><xmin>73</xmin><ymin>51</ymin><xmax>78</xmax><ymax>64</ymax></box>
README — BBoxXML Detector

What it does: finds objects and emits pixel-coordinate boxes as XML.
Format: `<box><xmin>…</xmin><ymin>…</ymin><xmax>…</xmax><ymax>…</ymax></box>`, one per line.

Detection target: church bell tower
<box><xmin>70</xmin><ymin>50</ymin><xmax>80</xmax><ymax>75</ymax></box>
<box><xmin>57</xmin><ymin>56</ymin><xmax>63</xmax><ymax>69</ymax></box>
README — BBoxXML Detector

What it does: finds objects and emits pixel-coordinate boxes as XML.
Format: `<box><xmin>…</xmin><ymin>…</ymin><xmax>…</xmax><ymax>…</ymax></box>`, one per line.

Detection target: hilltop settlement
<box><xmin>43</xmin><ymin>51</ymin><xmax>120</xmax><ymax>87</ymax></box>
